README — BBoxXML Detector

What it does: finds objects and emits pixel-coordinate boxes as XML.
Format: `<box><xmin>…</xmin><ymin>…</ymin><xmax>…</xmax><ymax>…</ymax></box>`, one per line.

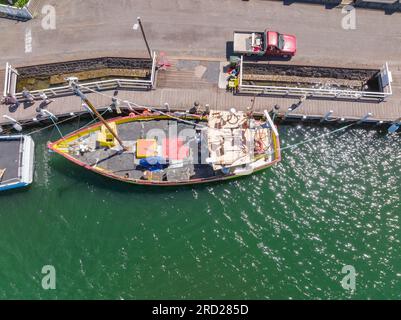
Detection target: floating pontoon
<box><xmin>0</xmin><ymin>135</ymin><xmax>35</xmax><ymax>191</ymax></box>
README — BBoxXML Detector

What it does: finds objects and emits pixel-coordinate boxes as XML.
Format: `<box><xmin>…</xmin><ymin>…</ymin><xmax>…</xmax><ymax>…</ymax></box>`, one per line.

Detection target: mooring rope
<box><xmin>279</xmin><ymin>123</ymin><xmax>355</xmax><ymax>152</ymax></box>
<box><xmin>27</xmin><ymin>114</ymin><xmax>79</xmax><ymax>136</ymax></box>
<box><xmin>49</xmin><ymin>116</ymin><xmax>64</xmax><ymax>139</ymax></box>
<box><xmin>27</xmin><ymin>108</ymin><xmax>112</xmax><ymax>137</ymax></box>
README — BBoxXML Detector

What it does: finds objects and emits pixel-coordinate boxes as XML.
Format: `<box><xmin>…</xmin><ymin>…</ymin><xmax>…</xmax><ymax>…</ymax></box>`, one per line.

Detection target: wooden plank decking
<box><xmin>0</xmin><ymin>60</ymin><xmax>400</xmax><ymax>126</ymax></box>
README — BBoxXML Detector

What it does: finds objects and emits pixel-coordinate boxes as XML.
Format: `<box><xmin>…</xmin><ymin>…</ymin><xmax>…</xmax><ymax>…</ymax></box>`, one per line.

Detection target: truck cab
<box><xmin>266</xmin><ymin>31</ymin><xmax>296</xmax><ymax>57</ymax></box>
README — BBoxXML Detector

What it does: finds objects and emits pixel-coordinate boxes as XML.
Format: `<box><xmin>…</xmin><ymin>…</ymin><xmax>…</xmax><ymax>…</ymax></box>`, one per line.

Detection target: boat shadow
<box><xmin>0</xmin><ymin>186</ymin><xmax>31</xmax><ymax>198</ymax></box>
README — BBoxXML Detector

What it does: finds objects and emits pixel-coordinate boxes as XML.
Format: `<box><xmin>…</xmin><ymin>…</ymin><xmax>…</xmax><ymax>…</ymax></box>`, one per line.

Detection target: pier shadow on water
<box><xmin>49</xmin><ymin>155</ymin><xmax>248</xmax><ymax>195</ymax></box>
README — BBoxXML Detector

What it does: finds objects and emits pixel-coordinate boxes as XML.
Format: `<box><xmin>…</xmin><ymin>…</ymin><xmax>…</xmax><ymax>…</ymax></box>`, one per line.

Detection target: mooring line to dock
<box><xmin>27</xmin><ymin>114</ymin><xmax>79</xmax><ymax>136</ymax></box>
<box><xmin>49</xmin><ymin>117</ymin><xmax>64</xmax><ymax>139</ymax></box>
<box><xmin>26</xmin><ymin>108</ymin><xmax>112</xmax><ymax>137</ymax></box>
<box><xmin>280</xmin><ymin>123</ymin><xmax>355</xmax><ymax>153</ymax></box>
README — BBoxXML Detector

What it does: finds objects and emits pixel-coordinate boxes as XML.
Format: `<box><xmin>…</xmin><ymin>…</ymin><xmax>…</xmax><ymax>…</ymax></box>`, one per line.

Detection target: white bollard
<box><xmin>13</xmin><ymin>123</ymin><xmax>22</xmax><ymax>132</ymax></box>
<box><xmin>82</xmin><ymin>102</ymin><xmax>94</xmax><ymax>114</ymax></box>
<box><xmin>357</xmin><ymin>112</ymin><xmax>372</xmax><ymax>124</ymax></box>
<box><xmin>41</xmin><ymin>109</ymin><xmax>58</xmax><ymax>121</ymax></box>
<box><xmin>164</xmin><ymin>102</ymin><xmax>170</xmax><ymax>112</ymax></box>
<box><xmin>283</xmin><ymin>107</ymin><xmax>293</xmax><ymax>120</ymax></box>
<box><xmin>320</xmin><ymin>110</ymin><xmax>334</xmax><ymax>123</ymax></box>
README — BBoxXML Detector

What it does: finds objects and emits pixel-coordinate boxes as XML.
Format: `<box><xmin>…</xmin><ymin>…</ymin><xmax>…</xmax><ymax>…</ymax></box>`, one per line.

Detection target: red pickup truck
<box><xmin>233</xmin><ymin>29</ymin><xmax>297</xmax><ymax>58</ymax></box>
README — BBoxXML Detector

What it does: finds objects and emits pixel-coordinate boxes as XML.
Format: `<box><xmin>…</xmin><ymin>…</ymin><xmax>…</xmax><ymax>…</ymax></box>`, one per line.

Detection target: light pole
<box><xmin>134</xmin><ymin>16</ymin><xmax>152</xmax><ymax>59</ymax></box>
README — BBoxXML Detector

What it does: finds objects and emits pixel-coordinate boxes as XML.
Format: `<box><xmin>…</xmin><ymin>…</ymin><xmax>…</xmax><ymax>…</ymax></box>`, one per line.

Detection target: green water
<box><xmin>0</xmin><ymin>121</ymin><xmax>400</xmax><ymax>299</ymax></box>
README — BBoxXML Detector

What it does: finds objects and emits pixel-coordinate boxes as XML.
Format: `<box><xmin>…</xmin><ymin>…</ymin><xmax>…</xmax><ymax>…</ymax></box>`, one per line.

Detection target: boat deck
<box><xmin>72</xmin><ymin>119</ymin><xmax>220</xmax><ymax>182</ymax></box>
<box><xmin>0</xmin><ymin>138</ymin><xmax>22</xmax><ymax>185</ymax></box>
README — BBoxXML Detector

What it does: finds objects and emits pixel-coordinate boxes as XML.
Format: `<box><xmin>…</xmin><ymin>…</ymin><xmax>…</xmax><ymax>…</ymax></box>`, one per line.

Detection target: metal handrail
<box><xmin>150</xmin><ymin>51</ymin><xmax>157</xmax><ymax>89</ymax></box>
<box><xmin>11</xmin><ymin>52</ymin><xmax>158</xmax><ymax>101</ymax></box>
<box><xmin>238</xmin><ymin>84</ymin><xmax>391</xmax><ymax>99</ymax></box>
<box><xmin>14</xmin><ymin>78</ymin><xmax>153</xmax><ymax>99</ymax></box>
<box><xmin>3</xmin><ymin>62</ymin><xmax>9</xmax><ymax>97</ymax></box>
<box><xmin>238</xmin><ymin>57</ymin><xmax>393</xmax><ymax>100</ymax></box>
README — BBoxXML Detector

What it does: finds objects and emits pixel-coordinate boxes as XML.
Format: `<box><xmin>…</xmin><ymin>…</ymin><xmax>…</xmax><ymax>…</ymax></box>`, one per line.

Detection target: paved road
<box><xmin>0</xmin><ymin>0</ymin><xmax>401</xmax><ymax>69</ymax></box>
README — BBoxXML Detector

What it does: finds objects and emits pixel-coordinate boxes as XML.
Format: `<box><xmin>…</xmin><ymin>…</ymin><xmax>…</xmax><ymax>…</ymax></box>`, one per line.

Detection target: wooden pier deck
<box><xmin>1</xmin><ymin>59</ymin><xmax>400</xmax><ymax>127</ymax></box>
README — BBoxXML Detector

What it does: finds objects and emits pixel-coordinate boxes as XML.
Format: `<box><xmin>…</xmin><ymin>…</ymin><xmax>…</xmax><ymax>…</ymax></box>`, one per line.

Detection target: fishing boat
<box><xmin>0</xmin><ymin>135</ymin><xmax>35</xmax><ymax>192</ymax></box>
<box><xmin>48</xmin><ymin>88</ymin><xmax>281</xmax><ymax>186</ymax></box>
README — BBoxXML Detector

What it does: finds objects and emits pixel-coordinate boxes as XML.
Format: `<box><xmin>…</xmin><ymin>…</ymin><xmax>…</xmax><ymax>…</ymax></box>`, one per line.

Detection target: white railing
<box><xmin>3</xmin><ymin>62</ymin><xmax>19</xmax><ymax>97</ymax></box>
<box><xmin>10</xmin><ymin>52</ymin><xmax>158</xmax><ymax>101</ymax></box>
<box><xmin>150</xmin><ymin>50</ymin><xmax>157</xmax><ymax>89</ymax></box>
<box><xmin>3</xmin><ymin>62</ymin><xmax>10</xmax><ymax>97</ymax></box>
<box><xmin>15</xmin><ymin>78</ymin><xmax>153</xmax><ymax>100</ymax></box>
<box><xmin>238</xmin><ymin>56</ymin><xmax>393</xmax><ymax>101</ymax></box>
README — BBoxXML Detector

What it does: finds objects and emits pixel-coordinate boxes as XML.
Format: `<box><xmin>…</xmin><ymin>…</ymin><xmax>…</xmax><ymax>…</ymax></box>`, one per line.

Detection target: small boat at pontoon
<box><xmin>48</xmin><ymin>88</ymin><xmax>281</xmax><ymax>186</ymax></box>
<box><xmin>0</xmin><ymin>135</ymin><xmax>35</xmax><ymax>191</ymax></box>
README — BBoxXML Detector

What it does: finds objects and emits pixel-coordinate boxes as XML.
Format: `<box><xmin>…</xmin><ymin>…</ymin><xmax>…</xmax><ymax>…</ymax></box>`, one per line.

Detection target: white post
<box><xmin>320</xmin><ymin>110</ymin><xmax>334</xmax><ymax>123</ymax></box>
<box><xmin>150</xmin><ymin>51</ymin><xmax>157</xmax><ymax>89</ymax></box>
<box><xmin>283</xmin><ymin>107</ymin><xmax>293</xmax><ymax>120</ymax></box>
<box><xmin>239</xmin><ymin>55</ymin><xmax>243</xmax><ymax>87</ymax></box>
<box><xmin>41</xmin><ymin>109</ymin><xmax>58</xmax><ymax>120</ymax></box>
<box><xmin>357</xmin><ymin>112</ymin><xmax>372</xmax><ymax>124</ymax></box>
<box><xmin>4</xmin><ymin>62</ymin><xmax>9</xmax><ymax>97</ymax></box>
